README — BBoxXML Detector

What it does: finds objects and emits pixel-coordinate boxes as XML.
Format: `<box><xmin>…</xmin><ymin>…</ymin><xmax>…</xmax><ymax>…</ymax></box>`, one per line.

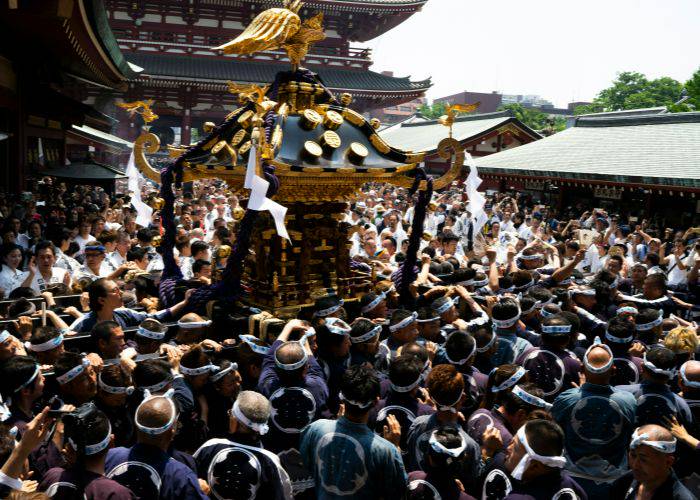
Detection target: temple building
<box><xmin>476</xmin><ymin>112</ymin><xmax>700</xmax><ymax>226</ymax></box>
<box><xmin>380</xmin><ymin>110</ymin><xmax>541</xmax><ymax>173</ymax></box>
<box><xmin>0</xmin><ymin>0</ymin><xmax>135</xmax><ymax>191</ymax></box>
<box><xmin>98</xmin><ymin>0</ymin><xmax>431</xmax><ymax>146</ymax></box>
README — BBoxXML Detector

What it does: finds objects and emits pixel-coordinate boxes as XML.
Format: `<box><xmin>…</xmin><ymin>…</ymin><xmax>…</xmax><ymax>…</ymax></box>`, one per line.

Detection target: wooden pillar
<box><xmin>181</xmin><ymin>108</ymin><xmax>191</xmax><ymax>146</ymax></box>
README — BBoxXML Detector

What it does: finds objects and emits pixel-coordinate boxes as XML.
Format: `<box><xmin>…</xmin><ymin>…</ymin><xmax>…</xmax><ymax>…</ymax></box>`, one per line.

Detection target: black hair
<box><xmin>33</xmin><ymin>240</ymin><xmax>55</xmax><ymax>256</ymax></box>
<box><xmin>30</xmin><ymin>325</ymin><xmax>61</xmax><ymax>346</ymax></box>
<box><xmin>0</xmin><ymin>355</ymin><xmax>39</xmax><ymax>398</ymax></box>
<box><xmin>193</xmin><ymin>259</ymin><xmax>211</xmax><ymax>275</ymax></box>
<box><xmin>191</xmin><ymin>240</ymin><xmax>209</xmax><ymax>257</ymax></box>
<box><xmin>54</xmin><ymin>351</ymin><xmax>86</xmax><ymax>381</ymax></box>
<box><xmin>62</xmin><ymin>403</ymin><xmax>111</xmax><ymax>459</ymax></box>
<box><xmin>349</xmin><ymin>318</ymin><xmax>379</xmax><ymax>343</ymax></box>
<box><xmin>388</xmin><ymin>355</ymin><xmax>422</xmax><ymax>389</ymax></box>
<box><xmin>127</xmin><ymin>247</ymin><xmax>148</xmax><ymax>262</ymax></box>
<box><xmin>136</xmin><ymin>228</ymin><xmax>154</xmax><ymax>244</ymax></box>
<box><xmin>88</xmin><ymin>278</ymin><xmax>112</xmax><ymax>312</ymax></box>
<box><xmin>492</xmin><ymin>298</ymin><xmax>520</xmax><ymax>324</ymax></box>
<box><xmin>340</xmin><ymin>365</ymin><xmax>379</xmax><ymax>411</ymax></box>
<box><xmin>502</xmin><ymin>382</ymin><xmax>545</xmax><ymax>415</ymax></box>
<box><xmin>525</xmin><ymin>419</ymin><xmax>564</xmax><ymax>457</ymax></box>
<box><xmin>528</xmin><ymin>286</ymin><xmax>553</xmax><ymax>304</ymax></box>
<box><xmin>91</xmin><ymin>321</ymin><xmax>119</xmax><ymax>351</ymax></box>
<box><xmin>132</xmin><ymin>358</ymin><xmax>172</xmax><ymax>388</ymax></box>
<box><xmin>444</xmin><ymin>332</ymin><xmax>476</xmax><ymax>367</ymax></box>
<box><xmin>644</xmin><ymin>346</ymin><xmax>676</xmax><ymax>381</ymax></box>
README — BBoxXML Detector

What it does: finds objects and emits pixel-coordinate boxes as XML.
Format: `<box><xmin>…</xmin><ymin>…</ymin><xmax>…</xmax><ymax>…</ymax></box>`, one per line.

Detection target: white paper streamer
<box><xmin>245</xmin><ymin>144</ymin><xmax>290</xmax><ymax>241</ymax></box>
<box><xmin>126</xmin><ymin>151</ymin><xmax>153</xmax><ymax>228</ymax></box>
<box><xmin>464</xmin><ymin>153</ymin><xmax>488</xmax><ymax>236</ymax></box>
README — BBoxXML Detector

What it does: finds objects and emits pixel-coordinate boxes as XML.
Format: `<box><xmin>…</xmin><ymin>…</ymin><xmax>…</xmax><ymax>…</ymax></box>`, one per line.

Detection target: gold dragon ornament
<box><xmin>117</xmin><ymin>100</ymin><xmax>159</xmax><ymax>124</ymax></box>
<box><xmin>213</xmin><ymin>0</ymin><xmax>325</xmax><ymax>70</ymax></box>
<box><xmin>438</xmin><ymin>102</ymin><xmax>481</xmax><ymax>136</ymax></box>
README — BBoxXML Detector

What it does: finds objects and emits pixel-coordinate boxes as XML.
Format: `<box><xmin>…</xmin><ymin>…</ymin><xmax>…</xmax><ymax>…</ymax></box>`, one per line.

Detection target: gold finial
<box><xmin>213</xmin><ymin>2</ymin><xmax>325</xmax><ymax>70</ymax></box>
<box><xmin>202</xmin><ymin>121</ymin><xmax>216</xmax><ymax>133</ymax></box>
<box><xmin>118</xmin><ymin>100</ymin><xmax>159</xmax><ymax>124</ymax></box>
<box><xmin>438</xmin><ymin>102</ymin><xmax>481</xmax><ymax>136</ymax></box>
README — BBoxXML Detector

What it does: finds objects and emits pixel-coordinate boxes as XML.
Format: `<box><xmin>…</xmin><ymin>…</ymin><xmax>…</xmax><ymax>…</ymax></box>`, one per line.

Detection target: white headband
<box><xmin>433</xmin><ymin>298</ymin><xmax>457</xmax><ymax>316</ymax></box>
<box><xmin>0</xmin><ymin>330</ymin><xmax>10</xmax><ymax>344</ymax></box>
<box><xmin>180</xmin><ymin>363</ymin><xmax>219</xmax><ymax>376</ymax></box>
<box><xmin>636</xmin><ymin>312</ymin><xmax>663</xmax><ymax>331</ymax></box>
<box><xmin>570</xmin><ymin>288</ymin><xmax>596</xmax><ymax>297</ymax></box>
<box><xmin>492</xmin><ymin>309</ymin><xmax>521</xmax><ymax>329</ymax></box>
<box><xmin>339</xmin><ymin>391</ymin><xmax>374</xmax><ymax>409</ymax></box>
<box><xmin>390</xmin><ymin>374</ymin><xmax>423</xmax><ymax>393</ymax></box>
<box><xmin>630</xmin><ymin>428</ymin><xmax>676</xmax><ymax>454</ymax></box>
<box><xmin>325</xmin><ymin>318</ymin><xmax>351</xmax><ymax>336</ymax></box>
<box><xmin>416</xmin><ymin>315</ymin><xmax>440</xmax><ymax>324</ymax></box>
<box><xmin>98</xmin><ymin>372</ymin><xmax>134</xmax><ymax>395</ymax></box>
<box><xmin>540</xmin><ymin>308</ymin><xmax>556</xmax><ymax>319</ymax></box>
<box><xmin>69</xmin><ymin>422</ymin><xmax>112</xmax><ymax>456</ymax></box>
<box><xmin>443</xmin><ymin>335</ymin><xmax>476</xmax><ymax>366</ymax></box>
<box><xmin>436</xmin><ymin>389</ymin><xmax>464</xmax><ymax>414</ymax></box>
<box><xmin>232</xmin><ymin>399</ymin><xmax>269</xmax><ymax>435</ymax></box>
<box><xmin>583</xmin><ymin>337</ymin><xmax>614</xmax><ymax>373</ymax></box>
<box><xmin>541</xmin><ymin>324</ymin><xmax>571</xmax><ymax>335</ymax></box>
<box><xmin>617</xmin><ymin>306</ymin><xmax>639</xmax><ymax>316</ymax></box>
<box><xmin>511</xmin><ymin>425</ymin><xmax>566</xmax><ymax>480</ymax></box>
<box><xmin>56</xmin><ymin>358</ymin><xmax>90</xmax><ymax>385</ymax></box>
<box><xmin>680</xmin><ymin>363</ymin><xmax>700</xmax><ymax>388</ymax></box>
<box><xmin>605</xmin><ymin>330</ymin><xmax>634</xmax><ymax>344</ymax></box>
<box><xmin>428</xmin><ymin>430</ymin><xmax>468</xmax><ymax>458</ymax></box>
<box><xmin>389</xmin><ymin>312</ymin><xmax>418</xmax><ymax>332</ymax></box>
<box><xmin>350</xmin><ymin>324</ymin><xmax>382</xmax><ymax>344</ymax></box>
<box><xmin>139</xmin><ymin>375</ymin><xmax>173</xmax><ymax>393</ymax></box>
<box><xmin>642</xmin><ymin>353</ymin><xmax>676</xmax><ymax>378</ymax></box>
<box><xmin>476</xmin><ymin>331</ymin><xmax>497</xmax><ymax>353</ymax></box>
<box><xmin>512</xmin><ymin>385</ymin><xmax>552</xmax><ymax>410</ymax></box>
<box><xmin>26</xmin><ymin>334</ymin><xmax>63</xmax><ymax>352</ymax></box>
<box><xmin>514</xmin><ymin>279</ymin><xmax>536</xmax><ymax>292</ymax></box>
<box><xmin>239</xmin><ymin>335</ymin><xmax>270</xmax><ymax>355</ymax></box>
<box><xmin>491</xmin><ymin>367</ymin><xmax>527</xmax><ymax>392</ymax></box>
<box><xmin>361</xmin><ymin>293</ymin><xmax>385</xmax><ymax>314</ymax></box>
<box><xmin>518</xmin><ymin>253</ymin><xmax>544</xmax><ymax>261</ymax></box>
<box><xmin>15</xmin><ymin>365</ymin><xmax>40</xmax><ymax>392</ymax></box>
<box><xmin>177</xmin><ymin>320</ymin><xmax>212</xmax><ymax>330</ymax></box>
<box><xmin>313</xmin><ymin>300</ymin><xmax>344</xmax><ymax>318</ymax></box>
<box><xmin>135</xmin><ymin>389</ymin><xmax>177</xmax><ymax>435</ymax></box>
<box><xmin>210</xmin><ymin>363</ymin><xmax>238</xmax><ymax>382</ymax></box>
<box><xmin>520</xmin><ymin>303</ymin><xmax>538</xmax><ymax>316</ymax></box>
<box><xmin>136</xmin><ymin>326</ymin><xmax>166</xmax><ymax>340</ymax></box>
<box><xmin>274</xmin><ymin>345</ymin><xmax>308</xmax><ymax>371</ymax></box>
<box><xmin>470</xmin><ymin>277</ymin><xmax>489</xmax><ymax>288</ymax></box>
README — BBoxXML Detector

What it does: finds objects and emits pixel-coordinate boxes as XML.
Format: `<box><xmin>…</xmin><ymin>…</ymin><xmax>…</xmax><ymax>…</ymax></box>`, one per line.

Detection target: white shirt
<box><xmin>666</xmin><ymin>254</ymin><xmax>690</xmax><ymax>286</ymax></box>
<box><xmin>73</xmin><ymin>234</ymin><xmax>93</xmax><ymax>255</ymax></box>
<box><xmin>75</xmin><ymin>262</ymin><xmax>112</xmax><ymax>282</ymax></box>
<box><xmin>28</xmin><ymin>267</ymin><xmax>68</xmax><ymax>294</ymax></box>
<box><xmin>0</xmin><ymin>266</ymin><xmax>28</xmax><ymax>296</ymax></box>
<box><xmin>55</xmin><ymin>249</ymin><xmax>81</xmax><ymax>274</ymax></box>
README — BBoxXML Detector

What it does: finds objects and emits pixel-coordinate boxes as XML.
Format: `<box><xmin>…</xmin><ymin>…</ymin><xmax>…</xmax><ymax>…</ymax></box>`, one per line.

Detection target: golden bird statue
<box><xmin>438</xmin><ymin>102</ymin><xmax>481</xmax><ymax>135</ymax></box>
<box><xmin>212</xmin><ymin>0</ymin><xmax>325</xmax><ymax>69</ymax></box>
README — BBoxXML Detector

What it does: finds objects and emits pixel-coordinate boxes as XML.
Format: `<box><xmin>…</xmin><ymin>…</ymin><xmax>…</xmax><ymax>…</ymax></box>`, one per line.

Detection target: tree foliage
<box><xmin>574</xmin><ymin>71</ymin><xmax>685</xmax><ymax>114</ymax></box>
<box><xmin>417</xmin><ymin>101</ymin><xmax>448</xmax><ymax>119</ymax></box>
<box><xmin>497</xmin><ymin>103</ymin><xmax>566</xmax><ymax>134</ymax></box>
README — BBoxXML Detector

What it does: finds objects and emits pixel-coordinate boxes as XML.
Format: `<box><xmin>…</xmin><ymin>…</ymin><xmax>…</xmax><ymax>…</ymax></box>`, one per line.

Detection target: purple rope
<box><xmin>394</xmin><ymin>168</ymin><xmax>432</xmax><ymax>307</ymax></box>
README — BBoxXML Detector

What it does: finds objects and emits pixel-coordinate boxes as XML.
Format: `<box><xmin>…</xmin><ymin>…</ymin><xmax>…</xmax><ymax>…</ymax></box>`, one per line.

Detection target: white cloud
<box><xmin>366</xmin><ymin>0</ymin><xmax>700</xmax><ymax>108</ymax></box>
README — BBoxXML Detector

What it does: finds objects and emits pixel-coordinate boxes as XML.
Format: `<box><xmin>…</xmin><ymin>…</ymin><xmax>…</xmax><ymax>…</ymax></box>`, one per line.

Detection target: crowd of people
<box><xmin>0</xmin><ymin>174</ymin><xmax>699</xmax><ymax>499</ymax></box>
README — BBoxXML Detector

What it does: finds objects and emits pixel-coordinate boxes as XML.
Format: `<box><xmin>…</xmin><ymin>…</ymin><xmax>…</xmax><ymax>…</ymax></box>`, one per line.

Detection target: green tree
<box><xmin>498</xmin><ymin>103</ymin><xmax>566</xmax><ymax>134</ymax></box>
<box><xmin>417</xmin><ymin>101</ymin><xmax>447</xmax><ymax>119</ymax></box>
<box><xmin>680</xmin><ymin>67</ymin><xmax>700</xmax><ymax>110</ymax></box>
<box><xmin>574</xmin><ymin>71</ymin><xmax>684</xmax><ymax>114</ymax></box>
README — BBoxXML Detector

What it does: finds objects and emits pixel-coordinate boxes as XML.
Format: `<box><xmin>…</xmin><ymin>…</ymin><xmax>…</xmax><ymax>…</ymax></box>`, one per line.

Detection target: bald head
<box><xmin>137</xmin><ymin>396</ymin><xmax>176</xmax><ymax>429</ymax></box>
<box><xmin>586</xmin><ymin>345</ymin><xmax>612</xmax><ymax>370</ymax></box>
<box><xmin>683</xmin><ymin>360</ymin><xmax>700</xmax><ymax>383</ymax></box>
<box><xmin>179</xmin><ymin>312</ymin><xmax>204</xmax><ymax>324</ymax></box>
<box><xmin>636</xmin><ymin>424</ymin><xmax>674</xmax><ymax>445</ymax></box>
<box><xmin>276</xmin><ymin>341</ymin><xmax>305</xmax><ymax>367</ymax></box>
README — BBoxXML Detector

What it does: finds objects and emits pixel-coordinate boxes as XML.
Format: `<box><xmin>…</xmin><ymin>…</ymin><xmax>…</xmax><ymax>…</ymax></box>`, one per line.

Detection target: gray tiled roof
<box><xmin>477</xmin><ymin>112</ymin><xmax>700</xmax><ymax>188</ymax></box>
<box><xmin>127</xmin><ymin>52</ymin><xmax>431</xmax><ymax>93</ymax></box>
<box><xmin>380</xmin><ymin>111</ymin><xmax>540</xmax><ymax>153</ymax></box>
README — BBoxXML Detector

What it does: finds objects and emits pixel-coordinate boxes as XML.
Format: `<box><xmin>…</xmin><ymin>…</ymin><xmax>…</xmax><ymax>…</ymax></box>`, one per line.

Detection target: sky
<box><xmin>366</xmin><ymin>0</ymin><xmax>700</xmax><ymax>108</ymax></box>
